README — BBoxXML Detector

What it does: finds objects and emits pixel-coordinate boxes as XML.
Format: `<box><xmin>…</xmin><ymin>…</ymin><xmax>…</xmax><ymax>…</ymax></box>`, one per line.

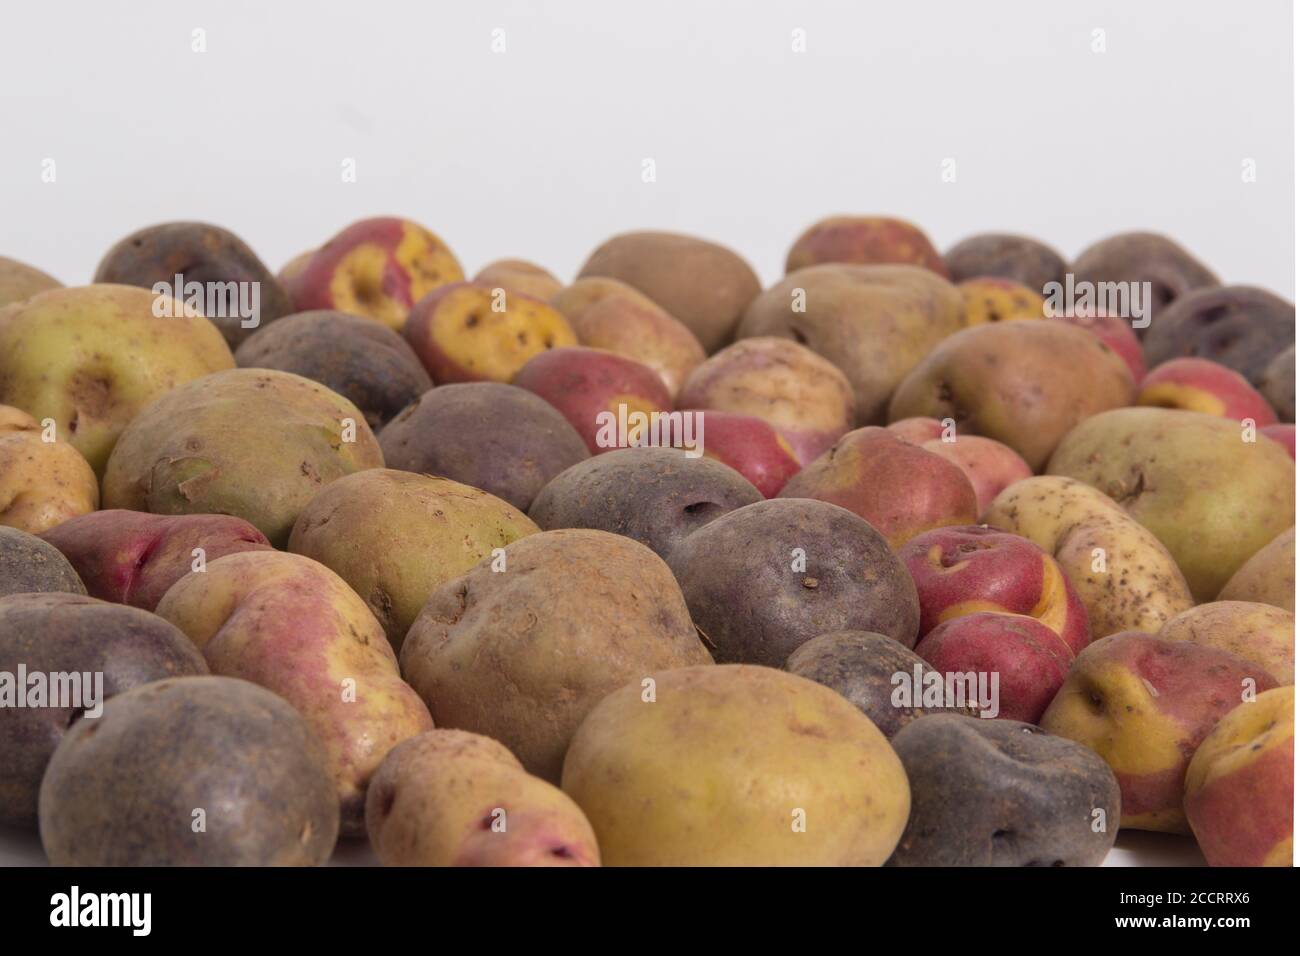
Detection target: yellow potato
<box><xmin>0</xmin><ymin>406</ymin><xmax>98</xmax><ymax>533</ymax></box>
<box><xmin>1219</xmin><ymin>528</ymin><xmax>1295</xmax><ymax>613</ymax></box>
<box><xmin>1158</xmin><ymin>601</ymin><xmax>1293</xmax><ymax>686</ymax></box>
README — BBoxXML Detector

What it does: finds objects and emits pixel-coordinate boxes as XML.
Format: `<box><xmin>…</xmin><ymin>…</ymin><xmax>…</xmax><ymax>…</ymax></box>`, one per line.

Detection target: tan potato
<box><xmin>736</xmin><ymin>264</ymin><xmax>964</xmax><ymax>424</ymax></box>
<box><xmin>289</xmin><ymin>469</ymin><xmax>540</xmax><ymax>652</ymax></box>
<box><xmin>0</xmin><ymin>285</ymin><xmax>235</xmax><ymax>474</ymax></box>
<box><xmin>0</xmin><ymin>256</ymin><xmax>60</xmax><ymax>309</ymax></box>
<box><xmin>400</xmin><ymin>529</ymin><xmax>713</xmax><ymax>781</ymax></box>
<box><xmin>0</xmin><ymin>405</ymin><xmax>98</xmax><ymax>534</ymax></box>
<box><xmin>473</xmin><ymin>259</ymin><xmax>563</xmax><ymax>302</ymax></box>
<box><xmin>561</xmin><ymin>664</ymin><xmax>910</xmax><ymax>865</ymax></box>
<box><xmin>366</xmin><ymin>730</ymin><xmax>599</xmax><ymax>866</ymax></box>
<box><xmin>1158</xmin><ymin>601</ymin><xmax>1293</xmax><ymax>686</ymax></box>
<box><xmin>154</xmin><ymin>550</ymin><xmax>433</xmax><ymax>836</ymax></box>
<box><xmin>984</xmin><ymin>476</ymin><xmax>1194</xmax><ymax>637</ymax></box>
<box><xmin>1218</xmin><ymin>528</ymin><xmax>1295</xmax><ymax>612</ymax></box>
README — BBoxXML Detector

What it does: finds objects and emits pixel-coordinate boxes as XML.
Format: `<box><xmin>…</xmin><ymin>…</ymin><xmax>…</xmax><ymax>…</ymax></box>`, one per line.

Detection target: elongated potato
<box><xmin>984</xmin><ymin>476</ymin><xmax>1194</xmax><ymax>637</ymax></box>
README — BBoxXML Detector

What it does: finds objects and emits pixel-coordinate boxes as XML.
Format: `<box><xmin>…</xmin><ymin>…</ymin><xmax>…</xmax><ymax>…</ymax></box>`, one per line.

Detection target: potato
<box><xmin>692</xmin><ymin>410</ymin><xmax>802</xmax><ymax>497</ymax></box>
<box><xmin>577</xmin><ymin>231</ymin><xmax>761</xmax><ymax>352</ymax></box>
<box><xmin>786</xmin><ymin>216</ymin><xmax>946</xmax><ymax>276</ymax></box>
<box><xmin>473</xmin><ymin>258</ymin><xmax>563</xmax><ymax>302</ymax></box>
<box><xmin>39</xmin><ymin>510</ymin><xmax>271</xmax><ymax>611</ymax></box>
<box><xmin>889</xmin><ymin>321</ymin><xmax>1135</xmax><ymax>470</ymax></box>
<box><xmin>1259</xmin><ymin>345</ymin><xmax>1295</xmax><ymax>422</ymax></box>
<box><xmin>956</xmin><ymin>277</ymin><xmax>1046</xmax><ymax>325</ymax></box>
<box><xmin>942</xmin><ymin>233</ymin><xmax>1067</xmax><ymax>290</ymax></box>
<box><xmin>0</xmin><ymin>404</ymin><xmax>98</xmax><ymax>533</ymax></box>
<box><xmin>918</xmin><ymin>435</ymin><xmax>1031</xmax><ymax>515</ymax></box>
<box><xmin>1137</xmin><ymin>357</ymin><xmax>1277</xmax><ymax>424</ymax></box>
<box><xmin>1219</xmin><ymin>527</ymin><xmax>1294</xmax><ymax>612</ymax></box>
<box><xmin>38</xmin><ymin>675</ymin><xmax>338</xmax><ymax>865</ymax></box>
<box><xmin>286</xmin><ymin>216</ymin><xmax>463</xmax><ymax>330</ymax></box>
<box><xmin>378</xmin><ymin>382</ymin><xmax>589</xmax><ymax>511</ymax></box>
<box><xmin>0</xmin><ymin>256</ymin><xmax>60</xmax><ymax>309</ymax></box>
<box><xmin>101</xmin><ymin>368</ymin><xmax>383</xmax><ymax>547</ymax></box>
<box><xmin>93</xmin><ymin>221</ymin><xmax>293</xmax><ymax>348</ymax></box>
<box><xmin>1039</xmin><ymin>632</ymin><xmax>1278</xmax><ymax>832</ymax></box>
<box><xmin>550</xmin><ymin>277</ymin><xmax>705</xmax><ymax>397</ymax></box>
<box><xmin>561</xmin><ymin>664</ymin><xmax>910</xmax><ymax>865</ymax></box>
<box><xmin>1049</xmin><ymin>311</ymin><xmax>1147</xmax><ymax>383</ymax></box>
<box><xmin>154</xmin><ymin>550</ymin><xmax>433</xmax><ymax>835</ymax></box>
<box><xmin>234</xmin><ymin>310</ymin><xmax>432</xmax><ymax>428</ymax></box>
<box><xmin>289</xmin><ymin>469</ymin><xmax>539</xmax><ymax>650</ymax></box>
<box><xmin>0</xmin><ymin>527</ymin><xmax>85</xmax><ymax>598</ymax></box>
<box><xmin>1071</xmin><ymin>231</ymin><xmax>1218</xmax><ymax>326</ymax></box>
<box><xmin>1158</xmin><ymin>601</ymin><xmax>1293</xmax><ymax>686</ymax></box>
<box><xmin>365</xmin><ymin>730</ymin><xmax>599</xmax><ymax>867</ymax></box>
<box><xmin>527</xmin><ymin>446</ymin><xmax>762</xmax><ymax>560</ymax></box>
<box><xmin>785</xmin><ymin>631</ymin><xmax>979</xmax><ymax>737</ymax></box>
<box><xmin>676</xmin><ymin>336</ymin><xmax>855</xmax><ymax>463</ymax></box>
<box><xmin>1046</xmin><ymin>407</ymin><xmax>1295</xmax><ymax>601</ymax></box>
<box><xmin>0</xmin><ymin>592</ymin><xmax>207</xmax><ymax>826</ymax></box>
<box><xmin>400</xmin><ymin>529</ymin><xmax>712</xmax><ymax>781</ymax></box>
<box><xmin>0</xmin><ymin>285</ymin><xmax>235</xmax><ymax>474</ymax></box>
<box><xmin>984</xmin><ymin>476</ymin><xmax>1195</xmax><ymax>636</ymax></box>
<box><xmin>404</xmin><ymin>282</ymin><xmax>577</xmax><ymax>383</ymax></box>
<box><xmin>736</xmin><ymin>264</ymin><xmax>964</xmax><ymax>424</ymax></box>
<box><xmin>1184</xmin><ymin>686</ymin><xmax>1293</xmax><ymax>867</ymax></box>
<box><xmin>888</xmin><ymin>715</ymin><xmax>1120</xmax><ymax>866</ymax></box>
<box><xmin>777</xmin><ymin>427</ymin><xmax>978</xmax><ymax>549</ymax></box>
<box><xmin>666</xmin><ymin>498</ymin><xmax>920</xmax><ymax>665</ymax></box>
<box><xmin>1143</xmin><ymin>286</ymin><xmax>1293</xmax><ymax>384</ymax></box>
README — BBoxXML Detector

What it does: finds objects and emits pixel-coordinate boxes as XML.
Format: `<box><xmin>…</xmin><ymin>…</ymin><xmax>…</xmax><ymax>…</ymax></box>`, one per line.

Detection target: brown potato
<box><xmin>786</xmin><ymin>216</ymin><xmax>946</xmax><ymax>276</ymax></box>
<box><xmin>473</xmin><ymin>259</ymin><xmax>563</xmax><ymax>301</ymax></box>
<box><xmin>943</xmin><ymin>233</ymin><xmax>1067</xmax><ymax>291</ymax></box>
<box><xmin>1218</xmin><ymin>528</ymin><xmax>1295</xmax><ymax>612</ymax></box>
<box><xmin>1158</xmin><ymin>601</ymin><xmax>1293</xmax><ymax>686</ymax></box>
<box><xmin>0</xmin><ymin>256</ymin><xmax>60</xmax><ymax>309</ymax></box>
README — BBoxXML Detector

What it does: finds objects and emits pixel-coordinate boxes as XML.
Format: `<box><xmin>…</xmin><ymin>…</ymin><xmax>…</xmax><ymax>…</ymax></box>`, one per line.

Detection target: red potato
<box><xmin>1048</xmin><ymin>311</ymin><xmax>1147</xmax><ymax>383</ymax></box>
<box><xmin>898</xmin><ymin>525</ymin><xmax>1091</xmax><ymax>654</ymax></box>
<box><xmin>40</xmin><ymin>510</ymin><xmax>271</xmax><ymax>611</ymax></box>
<box><xmin>786</xmin><ymin>216</ymin><xmax>947</xmax><ymax>276</ymax></box>
<box><xmin>695</xmin><ymin>410</ymin><xmax>802</xmax><ymax>498</ymax></box>
<box><xmin>512</xmin><ymin>347</ymin><xmax>673</xmax><ymax>455</ymax></box>
<box><xmin>1137</xmin><ymin>357</ymin><xmax>1279</xmax><ymax>425</ymax></box>
<box><xmin>914</xmin><ymin>612</ymin><xmax>1073</xmax><ymax>723</ymax></box>
<box><xmin>777</xmin><ymin>427</ymin><xmax>977</xmax><ymax>548</ymax></box>
<box><xmin>919</xmin><ymin>436</ymin><xmax>1032</xmax><ymax>515</ymax></box>
<box><xmin>887</xmin><ymin>417</ymin><xmax>949</xmax><ymax>443</ymax></box>
<box><xmin>1262</xmin><ymin>423</ymin><xmax>1295</xmax><ymax>459</ymax></box>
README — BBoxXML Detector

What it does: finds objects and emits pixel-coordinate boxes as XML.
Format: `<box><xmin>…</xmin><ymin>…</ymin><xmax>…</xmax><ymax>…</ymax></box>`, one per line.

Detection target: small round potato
<box><xmin>0</xmin><ymin>405</ymin><xmax>98</xmax><ymax>533</ymax></box>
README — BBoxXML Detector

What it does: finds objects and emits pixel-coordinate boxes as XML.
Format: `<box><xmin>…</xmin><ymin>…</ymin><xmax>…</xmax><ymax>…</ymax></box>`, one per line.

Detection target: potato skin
<box><xmin>93</xmin><ymin>221</ymin><xmax>292</xmax><ymax>348</ymax></box>
<box><xmin>0</xmin><ymin>592</ymin><xmax>208</xmax><ymax>827</ymax></box>
<box><xmin>235</xmin><ymin>310</ymin><xmax>432</xmax><ymax>428</ymax></box>
<box><xmin>786</xmin><ymin>216</ymin><xmax>946</xmax><ymax>276</ymax></box>
<box><xmin>378</xmin><ymin>382</ymin><xmax>590</xmax><ymax>511</ymax></box>
<box><xmin>561</xmin><ymin>664</ymin><xmax>910</xmax><ymax>866</ymax></box>
<box><xmin>154</xmin><ymin>550</ymin><xmax>433</xmax><ymax>835</ymax></box>
<box><xmin>527</xmin><ymin>446</ymin><xmax>762</xmax><ymax>560</ymax></box>
<box><xmin>38</xmin><ymin>675</ymin><xmax>338</xmax><ymax>865</ymax></box>
<box><xmin>1071</xmin><ymin>231</ymin><xmax>1218</xmax><ymax>327</ymax></box>
<box><xmin>0</xmin><ymin>527</ymin><xmax>86</xmax><ymax>598</ymax></box>
<box><xmin>401</xmin><ymin>529</ymin><xmax>712</xmax><ymax>782</ymax></box>
<box><xmin>0</xmin><ymin>404</ymin><xmax>98</xmax><ymax>533</ymax></box>
<box><xmin>1259</xmin><ymin>346</ymin><xmax>1295</xmax><ymax>422</ymax></box>
<box><xmin>1143</xmin><ymin>286</ymin><xmax>1292</xmax><ymax>385</ymax></box>
<box><xmin>578</xmin><ymin>231</ymin><xmax>761</xmax><ymax>353</ymax></box>
<box><xmin>667</xmin><ymin>498</ymin><xmax>920</xmax><ymax>665</ymax></box>
<box><xmin>1158</xmin><ymin>601</ymin><xmax>1293</xmax><ymax>686</ymax></box>
<box><xmin>984</xmin><ymin>476</ymin><xmax>1194</xmax><ymax>637</ymax></box>
<box><xmin>289</xmin><ymin>470</ymin><xmax>539</xmax><ymax>651</ymax></box>
<box><xmin>473</xmin><ymin>259</ymin><xmax>563</xmax><ymax>302</ymax></box>
<box><xmin>366</xmin><ymin>730</ymin><xmax>600</xmax><ymax>867</ymax></box>
<box><xmin>101</xmin><ymin>368</ymin><xmax>383</xmax><ymax>547</ymax></box>
<box><xmin>0</xmin><ymin>256</ymin><xmax>60</xmax><ymax>309</ymax></box>
<box><xmin>943</xmin><ymin>233</ymin><xmax>1067</xmax><ymax>290</ymax></box>
<box><xmin>1218</xmin><ymin>527</ymin><xmax>1294</xmax><ymax>612</ymax></box>
<box><xmin>785</xmin><ymin>631</ymin><xmax>977</xmax><ymax>737</ymax></box>
<box><xmin>888</xmin><ymin>715</ymin><xmax>1120</xmax><ymax>866</ymax></box>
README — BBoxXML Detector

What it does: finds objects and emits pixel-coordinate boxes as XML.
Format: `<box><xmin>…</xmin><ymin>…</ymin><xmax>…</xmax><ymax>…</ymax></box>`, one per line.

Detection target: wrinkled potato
<box><xmin>401</xmin><ymin>529</ymin><xmax>712</xmax><ymax>782</ymax></box>
<box><xmin>527</xmin><ymin>446</ymin><xmax>762</xmax><ymax>559</ymax></box>
<box><xmin>1143</xmin><ymin>286</ymin><xmax>1293</xmax><ymax>385</ymax></box>
<box><xmin>0</xmin><ymin>256</ymin><xmax>60</xmax><ymax>309</ymax></box>
<box><xmin>1158</xmin><ymin>601</ymin><xmax>1293</xmax><ymax>686</ymax></box>
<box><xmin>943</xmin><ymin>233</ymin><xmax>1067</xmax><ymax>291</ymax></box>
<box><xmin>154</xmin><ymin>550</ymin><xmax>433</xmax><ymax>835</ymax></box>
<box><xmin>235</xmin><ymin>310</ymin><xmax>432</xmax><ymax>428</ymax></box>
<box><xmin>984</xmin><ymin>476</ymin><xmax>1194</xmax><ymax>637</ymax></box>
<box><xmin>39</xmin><ymin>676</ymin><xmax>339</xmax><ymax>865</ymax></box>
<box><xmin>1047</xmin><ymin>408</ymin><xmax>1295</xmax><ymax>601</ymax></box>
<box><xmin>101</xmin><ymin>368</ymin><xmax>383</xmax><ymax>547</ymax></box>
<box><xmin>561</xmin><ymin>664</ymin><xmax>911</xmax><ymax>865</ymax></box>
<box><xmin>366</xmin><ymin>730</ymin><xmax>599</xmax><ymax>867</ymax></box>
<box><xmin>1218</xmin><ymin>527</ymin><xmax>1294</xmax><ymax>612</ymax></box>
<box><xmin>0</xmin><ymin>404</ymin><xmax>98</xmax><ymax>533</ymax></box>
<box><xmin>1071</xmin><ymin>231</ymin><xmax>1218</xmax><ymax>327</ymax></box>
<box><xmin>0</xmin><ymin>592</ymin><xmax>208</xmax><ymax>826</ymax></box>
<box><xmin>578</xmin><ymin>231</ymin><xmax>761</xmax><ymax>352</ymax></box>
<box><xmin>473</xmin><ymin>259</ymin><xmax>563</xmax><ymax>302</ymax></box>
<box><xmin>289</xmin><ymin>469</ymin><xmax>539</xmax><ymax>651</ymax></box>
<box><xmin>667</xmin><ymin>498</ymin><xmax>920</xmax><ymax>665</ymax></box>
<box><xmin>785</xmin><ymin>216</ymin><xmax>946</xmax><ymax>276</ymax></box>
<box><xmin>378</xmin><ymin>382</ymin><xmax>589</xmax><ymax>511</ymax></box>
<box><xmin>0</xmin><ymin>526</ymin><xmax>85</xmax><ymax>598</ymax></box>
<box><xmin>737</xmin><ymin>264</ymin><xmax>964</xmax><ymax>423</ymax></box>
<box><xmin>889</xmin><ymin>321</ymin><xmax>1135</xmax><ymax>470</ymax></box>
<box><xmin>550</xmin><ymin>277</ymin><xmax>705</xmax><ymax>396</ymax></box>
<box><xmin>676</xmin><ymin>336</ymin><xmax>855</xmax><ymax>463</ymax></box>
<box><xmin>0</xmin><ymin>284</ymin><xmax>235</xmax><ymax>473</ymax></box>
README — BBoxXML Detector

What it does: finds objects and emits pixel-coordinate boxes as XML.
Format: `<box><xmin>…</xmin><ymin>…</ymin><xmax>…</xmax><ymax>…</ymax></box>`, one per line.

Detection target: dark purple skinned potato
<box><xmin>1070</xmin><ymin>231</ymin><xmax>1218</xmax><ymax>332</ymax></box>
<box><xmin>0</xmin><ymin>527</ymin><xmax>86</xmax><ymax>598</ymax></box>
<box><xmin>943</xmin><ymin>233</ymin><xmax>1068</xmax><ymax>292</ymax></box>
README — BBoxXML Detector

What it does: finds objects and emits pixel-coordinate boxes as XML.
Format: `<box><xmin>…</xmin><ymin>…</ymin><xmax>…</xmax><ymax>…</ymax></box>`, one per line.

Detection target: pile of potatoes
<box><xmin>0</xmin><ymin>214</ymin><xmax>1293</xmax><ymax>868</ymax></box>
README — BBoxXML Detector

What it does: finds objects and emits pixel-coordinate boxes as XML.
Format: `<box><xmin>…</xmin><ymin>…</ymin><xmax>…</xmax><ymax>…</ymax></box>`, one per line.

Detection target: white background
<box><xmin>0</xmin><ymin>0</ymin><xmax>1293</xmax><ymax>296</ymax></box>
